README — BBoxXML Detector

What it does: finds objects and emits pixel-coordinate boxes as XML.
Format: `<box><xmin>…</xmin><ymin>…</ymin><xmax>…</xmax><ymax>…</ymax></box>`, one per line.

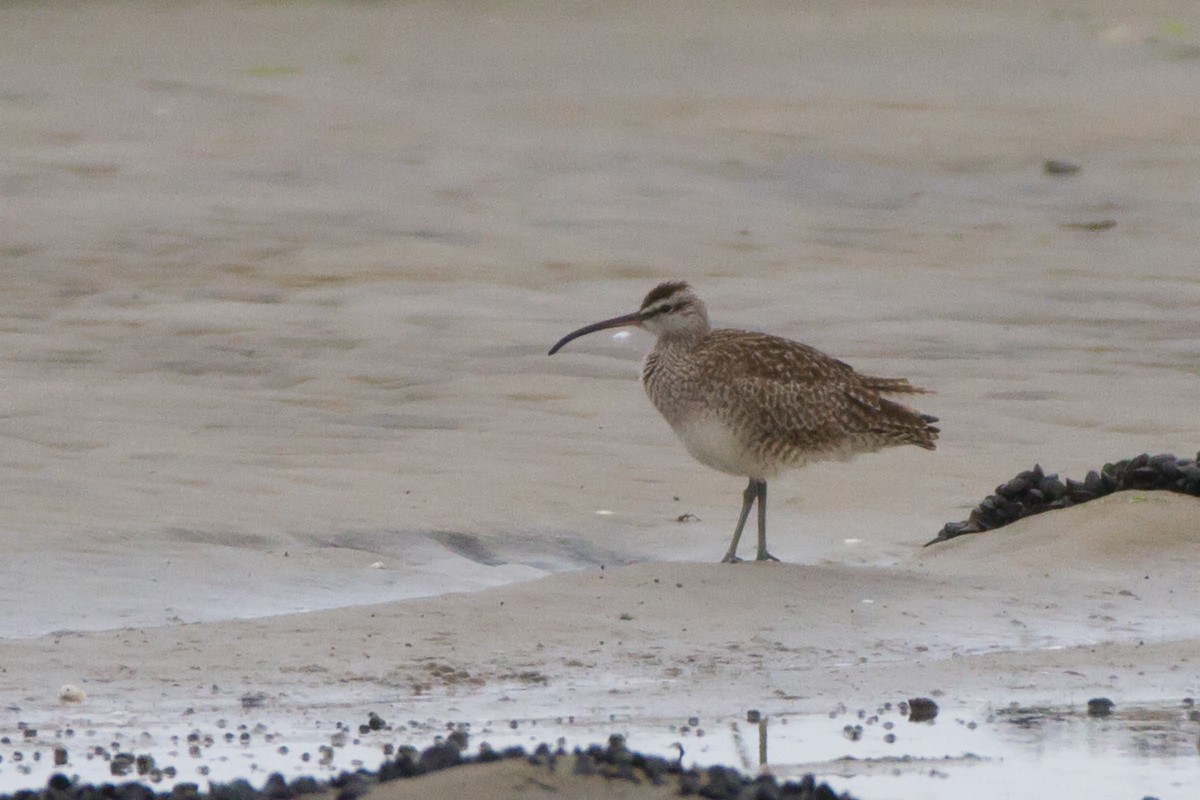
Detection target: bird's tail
<box><xmin>872</xmin><ymin>399</ymin><xmax>940</xmax><ymax>451</ymax></box>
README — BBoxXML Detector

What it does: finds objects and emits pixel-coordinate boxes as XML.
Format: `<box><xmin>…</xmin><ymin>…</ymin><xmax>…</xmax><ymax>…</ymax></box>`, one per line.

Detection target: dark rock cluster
<box><xmin>0</xmin><ymin>733</ymin><xmax>858</xmax><ymax>800</ymax></box>
<box><xmin>929</xmin><ymin>452</ymin><xmax>1200</xmax><ymax>544</ymax></box>
<box><xmin>569</xmin><ymin>735</ymin><xmax>856</xmax><ymax>800</ymax></box>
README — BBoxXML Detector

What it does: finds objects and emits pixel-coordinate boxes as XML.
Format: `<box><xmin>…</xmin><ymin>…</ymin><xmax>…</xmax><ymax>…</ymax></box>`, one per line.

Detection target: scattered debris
<box><xmin>1043</xmin><ymin>159</ymin><xmax>1081</xmax><ymax>175</ymax></box>
<box><xmin>1061</xmin><ymin>219</ymin><xmax>1117</xmax><ymax>231</ymax></box>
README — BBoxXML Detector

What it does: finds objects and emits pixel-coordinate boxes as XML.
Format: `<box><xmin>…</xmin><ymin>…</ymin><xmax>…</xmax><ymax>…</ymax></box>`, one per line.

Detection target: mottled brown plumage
<box><xmin>549</xmin><ymin>281</ymin><xmax>939</xmax><ymax>562</ymax></box>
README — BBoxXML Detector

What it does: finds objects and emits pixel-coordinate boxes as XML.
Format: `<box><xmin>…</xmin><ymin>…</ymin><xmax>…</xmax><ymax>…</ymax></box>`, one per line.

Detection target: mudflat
<box><xmin>2</xmin><ymin>1</ymin><xmax>1199</xmax><ymax>798</ymax></box>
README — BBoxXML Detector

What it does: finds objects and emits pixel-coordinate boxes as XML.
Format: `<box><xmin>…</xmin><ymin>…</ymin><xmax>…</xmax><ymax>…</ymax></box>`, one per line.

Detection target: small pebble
<box><xmin>59</xmin><ymin>684</ymin><xmax>88</xmax><ymax>704</ymax></box>
<box><xmin>240</xmin><ymin>692</ymin><xmax>267</xmax><ymax>710</ymax></box>
<box><xmin>908</xmin><ymin>697</ymin><xmax>939</xmax><ymax>722</ymax></box>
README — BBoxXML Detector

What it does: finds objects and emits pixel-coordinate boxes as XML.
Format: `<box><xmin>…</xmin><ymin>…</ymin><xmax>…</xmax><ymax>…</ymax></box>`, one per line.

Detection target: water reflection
<box><xmin>754</xmin><ymin>701</ymin><xmax>1200</xmax><ymax>799</ymax></box>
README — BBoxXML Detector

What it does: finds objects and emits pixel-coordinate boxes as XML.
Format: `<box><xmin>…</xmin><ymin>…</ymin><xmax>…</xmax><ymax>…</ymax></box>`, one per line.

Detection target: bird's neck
<box><xmin>652</xmin><ymin>326</ymin><xmax>708</xmax><ymax>356</ymax></box>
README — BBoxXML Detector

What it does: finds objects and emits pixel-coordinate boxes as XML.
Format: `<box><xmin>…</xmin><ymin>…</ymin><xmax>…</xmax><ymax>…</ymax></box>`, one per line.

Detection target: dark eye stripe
<box><xmin>644</xmin><ymin>300</ymin><xmax>687</xmax><ymax>316</ymax></box>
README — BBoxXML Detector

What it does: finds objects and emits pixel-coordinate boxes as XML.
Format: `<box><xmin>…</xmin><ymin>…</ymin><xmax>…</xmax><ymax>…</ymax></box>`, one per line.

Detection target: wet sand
<box><xmin>2</xmin><ymin>1</ymin><xmax>1200</xmax><ymax>797</ymax></box>
<box><xmin>4</xmin><ymin>493</ymin><xmax>1200</xmax><ymax>797</ymax></box>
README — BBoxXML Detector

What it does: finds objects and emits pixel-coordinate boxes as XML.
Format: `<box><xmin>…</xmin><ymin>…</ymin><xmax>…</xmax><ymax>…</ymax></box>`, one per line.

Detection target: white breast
<box><xmin>673</xmin><ymin>415</ymin><xmax>774</xmax><ymax>479</ymax></box>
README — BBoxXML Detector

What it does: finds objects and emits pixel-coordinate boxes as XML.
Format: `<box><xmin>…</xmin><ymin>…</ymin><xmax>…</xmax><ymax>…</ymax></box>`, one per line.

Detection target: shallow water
<box><xmin>3</xmin><ymin>702</ymin><xmax>1197</xmax><ymax>799</ymax></box>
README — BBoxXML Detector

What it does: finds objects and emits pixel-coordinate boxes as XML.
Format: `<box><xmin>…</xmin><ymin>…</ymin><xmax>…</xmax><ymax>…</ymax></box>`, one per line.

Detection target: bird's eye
<box><xmin>657</xmin><ymin>304</ymin><xmax>672</xmax><ymax>315</ymax></box>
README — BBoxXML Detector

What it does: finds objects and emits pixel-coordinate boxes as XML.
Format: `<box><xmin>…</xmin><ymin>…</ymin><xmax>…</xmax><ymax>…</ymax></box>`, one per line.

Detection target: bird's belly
<box><xmin>672</xmin><ymin>415</ymin><xmax>783</xmax><ymax>480</ymax></box>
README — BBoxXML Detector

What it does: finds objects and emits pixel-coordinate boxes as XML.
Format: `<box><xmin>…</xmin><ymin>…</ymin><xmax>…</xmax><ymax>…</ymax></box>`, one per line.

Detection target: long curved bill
<box><xmin>548</xmin><ymin>311</ymin><xmax>644</xmax><ymax>355</ymax></box>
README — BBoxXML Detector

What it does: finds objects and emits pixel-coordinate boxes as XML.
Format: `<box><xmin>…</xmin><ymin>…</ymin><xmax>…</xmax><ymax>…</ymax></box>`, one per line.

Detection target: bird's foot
<box><xmin>720</xmin><ymin>553</ymin><xmax>743</xmax><ymax>564</ymax></box>
<box><xmin>755</xmin><ymin>551</ymin><xmax>780</xmax><ymax>562</ymax></box>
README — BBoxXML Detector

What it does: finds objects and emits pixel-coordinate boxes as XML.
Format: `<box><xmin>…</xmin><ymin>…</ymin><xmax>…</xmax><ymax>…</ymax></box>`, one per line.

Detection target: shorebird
<box><xmin>548</xmin><ymin>281</ymin><xmax>939</xmax><ymax>563</ymax></box>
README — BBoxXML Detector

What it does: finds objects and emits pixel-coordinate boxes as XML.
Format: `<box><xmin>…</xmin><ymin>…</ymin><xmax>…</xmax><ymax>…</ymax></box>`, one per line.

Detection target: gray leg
<box><xmin>721</xmin><ymin>478</ymin><xmax>758</xmax><ymax>563</ymax></box>
<box><xmin>755</xmin><ymin>480</ymin><xmax>778</xmax><ymax>561</ymax></box>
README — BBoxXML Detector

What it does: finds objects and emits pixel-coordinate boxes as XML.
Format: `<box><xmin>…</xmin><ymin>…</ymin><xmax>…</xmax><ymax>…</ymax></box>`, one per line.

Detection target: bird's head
<box><xmin>548</xmin><ymin>281</ymin><xmax>710</xmax><ymax>355</ymax></box>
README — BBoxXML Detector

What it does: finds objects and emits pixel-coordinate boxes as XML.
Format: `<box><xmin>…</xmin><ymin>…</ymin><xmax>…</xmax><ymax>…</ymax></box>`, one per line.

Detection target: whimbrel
<box><xmin>548</xmin><ymin>281</ymin><xmax>939</xmax><ymax>563</ymax></box>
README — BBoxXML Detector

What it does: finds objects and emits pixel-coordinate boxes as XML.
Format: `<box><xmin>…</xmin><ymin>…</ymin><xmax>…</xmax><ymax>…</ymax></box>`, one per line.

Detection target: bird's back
<box><xmin>642</xmin><ymin>329</ymin><xmax>938</xmax><ymax>478</ymax></box>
